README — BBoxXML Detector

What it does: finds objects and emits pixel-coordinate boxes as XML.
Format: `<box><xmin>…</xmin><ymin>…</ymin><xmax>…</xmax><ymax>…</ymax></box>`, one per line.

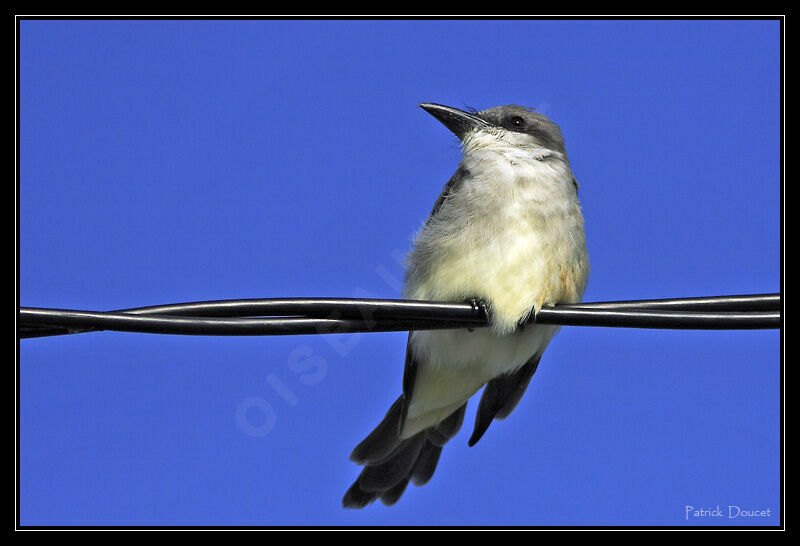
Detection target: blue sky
<box><xmin>19</xmin><ymin>19</ymin><xmax>781</xmax><ymax>526</ymax></box>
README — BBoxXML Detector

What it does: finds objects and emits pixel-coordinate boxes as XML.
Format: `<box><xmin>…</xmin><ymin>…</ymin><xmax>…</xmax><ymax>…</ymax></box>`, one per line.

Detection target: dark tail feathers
<box><xmin>468</xmin><ymin>353</ymin><xmax>541</xmax><ymax>447</ymax></box>
<box><xmin>342</xmin><ymin>397</ymin><xmax>467</xmax><ymax>508</ymax></box>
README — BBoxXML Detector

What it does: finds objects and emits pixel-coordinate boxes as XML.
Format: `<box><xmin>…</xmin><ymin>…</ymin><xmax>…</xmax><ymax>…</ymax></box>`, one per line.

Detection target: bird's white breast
<box><xmin>399</xmin><ymin>133</ymin><xmax>589</xmax><ymax>436</ymax></box>
<box><xmin>405</xmin><ymin>136</ymin><xmax>589</xmax><ymax>333</ymax></box>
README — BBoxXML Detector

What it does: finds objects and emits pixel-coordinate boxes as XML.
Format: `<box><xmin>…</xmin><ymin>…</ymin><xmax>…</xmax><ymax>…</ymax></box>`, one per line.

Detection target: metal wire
<box><xmin>17</xmin><ymin>293</ymin><xmax>781</xmax><ymax>339</ymax></box>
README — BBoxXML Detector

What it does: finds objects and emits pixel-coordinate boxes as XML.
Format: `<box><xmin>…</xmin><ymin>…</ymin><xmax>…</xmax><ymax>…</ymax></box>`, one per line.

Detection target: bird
<box><xmin>342</xmin><ymin>103</ymin><xmax>590</xmax><ymax>508</ymax></box>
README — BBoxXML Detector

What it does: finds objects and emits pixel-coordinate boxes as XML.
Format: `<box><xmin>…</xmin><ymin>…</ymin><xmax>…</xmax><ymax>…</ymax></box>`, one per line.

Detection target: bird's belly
<box><xmin>411</xmin><ymin>323</ymin><xmax>558</xmax><ymax>381</ymax></box>
<box><xmin>400</xmin><ymin>180</ymin><xmax>589</xmax><ymax>436</ymax></box>
<box><xmin>402</xmin><ymin>324</ymin><xmax>558</xmax><ymax>436</ymax></box>
<box><xmin>407</xmin><ymin>214</ymin><xmax>587</xmax><ymax>334</ymax></box>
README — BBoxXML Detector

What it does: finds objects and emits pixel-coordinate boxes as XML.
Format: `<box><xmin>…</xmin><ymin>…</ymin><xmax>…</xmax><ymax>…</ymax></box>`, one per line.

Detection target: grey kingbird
<box><xmin>343</xmin><ymin>103</ymin><xmax>590</xmax><ymax>508</ymax></box>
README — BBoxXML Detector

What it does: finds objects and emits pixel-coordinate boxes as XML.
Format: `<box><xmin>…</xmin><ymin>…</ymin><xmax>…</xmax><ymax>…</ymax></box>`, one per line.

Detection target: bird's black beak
<box><xmin>419</xmin><ymin>103</ymin><xmax>489</xmax><ymax>140</ymax></box>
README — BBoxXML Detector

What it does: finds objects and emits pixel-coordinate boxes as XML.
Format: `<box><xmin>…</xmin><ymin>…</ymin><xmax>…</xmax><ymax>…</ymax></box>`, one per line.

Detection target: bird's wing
<box><xmin>396</xmin><ymin>166</ymin><xmax>469</xmax><ymax>433</ymax></box>
<box><xmin>425</xmin><ymin>166</ymin><xmax>469</xmax><ymax>224</ymax></box>
<box><xmin>400</xmin><ymin>333</ymin><xmax>418</xmax><ymax>426</ymax></box>
<box><xmin>468</xmin><ymin>352</ymin><xmax>542</xmax><ymax>446</ymax></box>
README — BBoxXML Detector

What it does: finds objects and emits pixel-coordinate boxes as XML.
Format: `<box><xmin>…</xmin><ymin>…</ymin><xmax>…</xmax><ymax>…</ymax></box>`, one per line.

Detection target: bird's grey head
<box><xmin>419</xmin><ymin>103</ymin><xmax>567</xmax><ymax>156</ymax></box>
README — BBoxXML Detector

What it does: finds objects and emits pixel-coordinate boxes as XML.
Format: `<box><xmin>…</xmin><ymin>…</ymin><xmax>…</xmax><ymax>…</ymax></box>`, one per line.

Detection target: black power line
<box><xmin>18</xmin><ymin>293</ymin><xmax>781</xmax><ymax>339</ymax></box>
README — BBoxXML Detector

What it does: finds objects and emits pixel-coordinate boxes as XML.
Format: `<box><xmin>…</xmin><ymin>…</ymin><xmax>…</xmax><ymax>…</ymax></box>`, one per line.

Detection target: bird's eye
<box><xmin>509</xmin><ymin>116</ymin><xmax>525</xmax><ymax>129</ymax></box>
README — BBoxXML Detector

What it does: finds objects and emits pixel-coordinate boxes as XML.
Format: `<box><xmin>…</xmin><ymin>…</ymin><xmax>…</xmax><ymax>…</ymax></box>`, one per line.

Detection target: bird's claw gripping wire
<box><xmin>466</xmin><ymin>297</ymin><xmax>491</xmax><ymax>332</ymax></box>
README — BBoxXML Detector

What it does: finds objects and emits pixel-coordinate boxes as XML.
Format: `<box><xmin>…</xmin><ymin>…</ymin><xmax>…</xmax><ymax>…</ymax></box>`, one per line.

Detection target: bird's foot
<box><xmin>466</xmin><ymin>297</ymin><xmax>491</xmax><ymax>332</ymax></box>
